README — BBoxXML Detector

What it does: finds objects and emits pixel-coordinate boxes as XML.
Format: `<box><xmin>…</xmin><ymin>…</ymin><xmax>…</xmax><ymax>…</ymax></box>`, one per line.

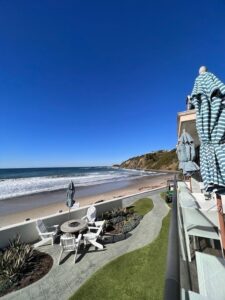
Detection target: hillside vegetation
<box><xmin>118</xmin><ymin>149</ymin><xmax>178</xmax><ymax>171</ymax></box>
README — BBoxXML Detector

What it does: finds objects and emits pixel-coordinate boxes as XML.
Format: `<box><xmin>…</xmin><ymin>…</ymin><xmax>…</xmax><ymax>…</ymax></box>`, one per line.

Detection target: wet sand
<box><xmin>0</xmin><ymin>173</ymin><xmax>174</xmax><ymax>227</ymax></box>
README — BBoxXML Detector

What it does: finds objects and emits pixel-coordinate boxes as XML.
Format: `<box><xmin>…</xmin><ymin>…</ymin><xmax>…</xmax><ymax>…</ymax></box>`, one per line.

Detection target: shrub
<box><xmin>0</xmin><ymin>279</ymin><xmax>13</xmax><ymax>295</ymax></box>
<box><xmin>101</xmin><ymin>207</ymin><xmax>127</xmax><ymax>221</ymax></box>
<box><xmin>110</xmin><ymin>216</ymin><xmax>126</xmax><ymax>225</ymax></box>
<box><xmin>122</xmin><ymin>223</ymin><xmax>132</xmax><ymax>234</ymax></box>
<box><xmin>101</xmin><ymin>205</ymin><xmax>146</xmax><ymax>235</ymax></box>
<box><xmin>133</xmin><ymin>213</ymin><xmax>143</xmax><ymax>222</ymax></box>
<box><xmin>0</xmin><ymin>235</ymin><xmax>34</xmax><ymax>284</ymax></box>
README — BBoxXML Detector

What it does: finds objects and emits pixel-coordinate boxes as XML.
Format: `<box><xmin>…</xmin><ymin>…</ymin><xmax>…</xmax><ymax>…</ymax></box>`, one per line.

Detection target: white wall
<box><xmin>0</xmin><ymin>188</ymin><xmax>164</xmax><ymax>248</ymax></box>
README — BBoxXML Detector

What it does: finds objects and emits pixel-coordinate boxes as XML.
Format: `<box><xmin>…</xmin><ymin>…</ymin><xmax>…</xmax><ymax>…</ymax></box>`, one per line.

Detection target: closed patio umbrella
<box><xmin>190</xmin><ymin>66</ymin><xmax>225</xmax><ymax>250</ymax></box>
<box><xmin>176</xmin><ymin>130</ymin><xmax>199</xmax><ymax>177</ymax></box>
<box><xmin>66</xmin><ymin>181</ymin><xmax>75</xmax><ymax>219</ymax></box>
<box><xmin>190</xmin><ymin>67</ymin><xmax>225</xmax><ymax>192</ymax></box>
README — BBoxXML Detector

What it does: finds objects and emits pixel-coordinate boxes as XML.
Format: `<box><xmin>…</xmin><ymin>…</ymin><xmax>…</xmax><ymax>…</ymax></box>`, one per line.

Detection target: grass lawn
<box><xmin>132</xmin><ymin>197</ymin><xmax>154</xmax><ymax>216</ymax></box>
<box><xmin>70</xmin><ymin>207</ymin><xmax>170</xmax><ymax>300</ymax></box>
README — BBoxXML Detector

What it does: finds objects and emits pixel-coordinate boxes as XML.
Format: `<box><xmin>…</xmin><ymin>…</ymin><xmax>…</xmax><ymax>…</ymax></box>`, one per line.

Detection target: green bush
<box><xmin>0</xmin><ymin>279</ymin><xmax>13</xmax><ymax>295</ymax></box>
<box><xmin>0</xmin><ymin>235</ymin><xmax>34</xmax><ymax>284</ymax></box>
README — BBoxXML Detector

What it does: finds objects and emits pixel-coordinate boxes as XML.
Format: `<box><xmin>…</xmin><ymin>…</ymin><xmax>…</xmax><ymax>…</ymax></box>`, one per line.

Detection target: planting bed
<box><xmin>0</xmin><ymin>245</ymin><xmax>53</xmax><ymax>297</ymax></box>
<box><xmin>98</xmin><ymin>206</ymin><xmax>143</xmax><ymax>238</ymax></box>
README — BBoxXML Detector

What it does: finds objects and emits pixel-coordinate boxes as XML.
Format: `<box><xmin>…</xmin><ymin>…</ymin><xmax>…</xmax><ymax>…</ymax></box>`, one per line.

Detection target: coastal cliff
<box><xmin>116</xmin><ymin>149</ymin><xmax>178</xmax><ymax>171</ymax></box>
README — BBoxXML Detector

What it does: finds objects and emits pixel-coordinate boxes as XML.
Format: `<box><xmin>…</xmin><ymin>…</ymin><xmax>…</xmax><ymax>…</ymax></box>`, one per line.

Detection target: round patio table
<box><xmin>60</xmin><ymin>219</ymin><xmax>88</xmax><ymax>234</ymax></box>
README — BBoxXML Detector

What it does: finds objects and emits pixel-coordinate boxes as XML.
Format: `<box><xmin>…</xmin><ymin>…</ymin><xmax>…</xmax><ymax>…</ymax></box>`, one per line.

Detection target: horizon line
<box><xmin>0</xmin><ymin>165</ymin><xmax>115</xmax><ymax>169</ymax></box>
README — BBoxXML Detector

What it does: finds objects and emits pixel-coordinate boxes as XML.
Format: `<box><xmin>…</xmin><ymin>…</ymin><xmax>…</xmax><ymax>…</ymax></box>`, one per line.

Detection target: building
<box><xmin>164</xmin><ymin>105</ymin><xmax>225</xmax><ymax>300</ymax></box>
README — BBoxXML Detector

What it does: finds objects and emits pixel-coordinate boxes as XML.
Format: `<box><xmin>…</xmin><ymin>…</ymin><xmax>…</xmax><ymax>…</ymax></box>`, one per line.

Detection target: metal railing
<box><xmin>164</xmin><ymin>176</ymin><xmax>180</xmax><ymax>300</ymax></box>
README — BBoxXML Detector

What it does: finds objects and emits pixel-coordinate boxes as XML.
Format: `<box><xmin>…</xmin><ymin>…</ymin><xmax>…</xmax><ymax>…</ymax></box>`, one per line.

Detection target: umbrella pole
<box><xmin>216</xmin><ymin>193</ymin><xmax>225</xmax><ymax>253</ymax></box>
<box><xmin>189</xmin><ymin>177</ymin><xmax>192</xmax><ymax>192</ymax></box>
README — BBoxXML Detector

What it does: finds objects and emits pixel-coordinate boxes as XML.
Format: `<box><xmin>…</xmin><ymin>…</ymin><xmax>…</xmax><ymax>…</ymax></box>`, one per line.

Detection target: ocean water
<box><xmin>0</xmin><ymin>167</ymin><xmax>157</xmax><ymax>200</ymax></box>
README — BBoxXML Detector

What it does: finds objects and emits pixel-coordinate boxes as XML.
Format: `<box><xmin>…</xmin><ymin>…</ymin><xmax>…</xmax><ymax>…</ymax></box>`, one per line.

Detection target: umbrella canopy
<box><xmin>66</xmin><ymin>181</ymin><xmax>75</xmax><ymax>208</ymax></box>
<box><xmin>190</xmin><ymin>69</ymin><xmax>225</xmax><ymax>191</ymax></box>
<box><xmin>176</xmin><ymin>130</ymin><xmax>199</xmax><ymax>176</ymax></box>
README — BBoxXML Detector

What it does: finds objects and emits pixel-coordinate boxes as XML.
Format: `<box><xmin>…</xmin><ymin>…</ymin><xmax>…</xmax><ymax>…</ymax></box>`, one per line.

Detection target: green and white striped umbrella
<box><xmin>190</xmin><ymin>71</ymin><xmax>225</xmax><ymax>191</ymax></box>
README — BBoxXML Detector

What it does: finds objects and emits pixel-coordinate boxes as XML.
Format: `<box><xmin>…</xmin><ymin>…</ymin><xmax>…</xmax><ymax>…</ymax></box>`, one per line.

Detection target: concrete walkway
<box><xmin>3</xmin><ymin>191</ymin><xmax>169</xmax><ymax>300</ymax></box>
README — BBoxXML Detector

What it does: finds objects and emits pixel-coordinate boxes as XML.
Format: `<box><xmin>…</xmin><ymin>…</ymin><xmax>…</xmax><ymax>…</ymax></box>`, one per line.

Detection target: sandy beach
<box><xmin>0</xmin><ymin>173</ymin><xmax>175</xmax><ymax>227</ymax></box>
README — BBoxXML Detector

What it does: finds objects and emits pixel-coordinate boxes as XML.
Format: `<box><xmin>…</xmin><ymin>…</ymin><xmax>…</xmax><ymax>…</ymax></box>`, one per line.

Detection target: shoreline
<box><xmin>0</xmin><ymin>173</ymin><xmax>174</xmax><ymax>227</ymax></box>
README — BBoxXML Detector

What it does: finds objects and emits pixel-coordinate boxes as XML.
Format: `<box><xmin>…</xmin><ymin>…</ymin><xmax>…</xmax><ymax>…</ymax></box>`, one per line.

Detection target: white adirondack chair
<box><xmin>58</xmin><ymin>233</ymin><xmax>82</xmax><ymax>264</ymax></box>
<box><xmin>94</xmin><ymin>220</ymin><xmax>105</xmax><ymax>227</ymax></box>
<box><xmin>82</xmin><ymin>204</ymin><xmax>96</xmax><ymax>225</ymax></box>
<box><xmin>35</xmin><ymin>219</ymin><xmax>59</xmax><ymax>246</ymax></box>
<box><xmin>71</xmin><ymin>202</ymin><xmax>80</xmax><ymax>210</ymax></box>
<box><xmin>83</xmin><ymin>220</ymin><xmax>105</xmax><ymax>250</ymax></box>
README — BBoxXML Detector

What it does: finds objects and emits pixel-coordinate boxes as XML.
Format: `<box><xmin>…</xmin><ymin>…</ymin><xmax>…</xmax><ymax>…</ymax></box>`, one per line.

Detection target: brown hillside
<box><xmin>118</xmin><ymin>149</ymin><xmax>178</xmax><ymax>171</ymax></box>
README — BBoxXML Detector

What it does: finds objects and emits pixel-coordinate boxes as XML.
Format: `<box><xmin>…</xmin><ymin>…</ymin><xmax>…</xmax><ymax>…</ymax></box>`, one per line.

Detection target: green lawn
<box><xmin>70</xmin><ymin>208</ymin><xmax>170</xmax><ymax>300</ymax></box>
<box><xmin>132</xmin><ymin>197</ymin><xmax>154</xmax><ymax>216</ymax></box>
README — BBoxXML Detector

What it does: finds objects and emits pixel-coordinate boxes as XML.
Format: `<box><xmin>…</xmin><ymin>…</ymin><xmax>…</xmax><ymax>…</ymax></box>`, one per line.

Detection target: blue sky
<box><xmin>1</xmin><ymin>0</ymin><xmax>225</xmax><ymax>167</ymax></box>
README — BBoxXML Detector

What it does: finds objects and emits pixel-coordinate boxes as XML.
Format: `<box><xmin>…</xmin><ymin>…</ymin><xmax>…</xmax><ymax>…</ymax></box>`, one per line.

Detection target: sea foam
<box><xmin>0</xmin><ymin>169</ymin><xmax>157</xmax><ymax>200</ymax></box>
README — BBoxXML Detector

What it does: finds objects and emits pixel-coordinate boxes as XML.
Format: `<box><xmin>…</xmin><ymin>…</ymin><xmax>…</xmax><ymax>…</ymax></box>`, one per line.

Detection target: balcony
<box><xmin>164</xmin><ymin>107</ymin><xmax>225</xmax><ymax>300</ymax></box>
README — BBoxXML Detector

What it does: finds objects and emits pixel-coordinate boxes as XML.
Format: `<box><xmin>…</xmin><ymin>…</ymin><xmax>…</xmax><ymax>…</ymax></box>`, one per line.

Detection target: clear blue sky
<box><xmin>1</xmin><ymin>0</ymin><xmax>225</xmax><ymax>168</ymax></box>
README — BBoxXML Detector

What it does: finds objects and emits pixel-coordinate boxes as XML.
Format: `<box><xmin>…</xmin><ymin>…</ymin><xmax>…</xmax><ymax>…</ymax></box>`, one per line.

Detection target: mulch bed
<box><xmin>0</xmin><ymin>250</ymin><xmax>53</xmax><ymax>297</ymax></box>
<box><xmin>101</xmin><ymin>206</ymin><xmax>143</xmax><ymax>238</ymax></box>
<box><xmin>105</xmin><ymin>223</ymin><xmax>125</xmax><ymax>235</ymax></box>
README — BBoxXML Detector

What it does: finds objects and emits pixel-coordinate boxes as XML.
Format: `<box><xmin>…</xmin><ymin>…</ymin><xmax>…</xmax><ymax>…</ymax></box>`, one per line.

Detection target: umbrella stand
<box><xmin>216</xmin><ymin>193</ymin><xmax>225</xmax><ymax>252</ymax></box>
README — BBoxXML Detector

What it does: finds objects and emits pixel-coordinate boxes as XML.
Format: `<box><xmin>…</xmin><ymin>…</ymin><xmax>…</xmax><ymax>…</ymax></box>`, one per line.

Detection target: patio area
<box><xmin>2</xmin><ymin>190</ymin><xmax>169</xmax><ymax>300</ymax></box>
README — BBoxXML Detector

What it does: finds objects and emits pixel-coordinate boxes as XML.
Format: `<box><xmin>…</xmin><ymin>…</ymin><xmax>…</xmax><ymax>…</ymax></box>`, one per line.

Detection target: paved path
<box><xmin>3</xmin><ymin>191</ymin><xmax>169</xmax><ymax>300</ymax></box>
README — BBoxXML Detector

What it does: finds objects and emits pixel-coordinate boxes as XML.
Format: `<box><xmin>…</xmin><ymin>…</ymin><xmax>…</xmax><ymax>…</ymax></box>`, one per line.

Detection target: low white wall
<box><xmin>0</xmin><ymin>187</ymin><xmax>165</xmax><ymax>248</ymax></box>
<box><xmin>191</xmin><ymin>177</ymin><xmax>201</xmax><ymax>193</ymax></box>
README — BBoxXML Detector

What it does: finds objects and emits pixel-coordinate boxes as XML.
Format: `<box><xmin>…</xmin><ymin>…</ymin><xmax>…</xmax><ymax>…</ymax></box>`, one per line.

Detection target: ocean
<box><xmin>0</xmin><ymin>167</ymin><xmax>157</xmax><ymax>200</ymax></box>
